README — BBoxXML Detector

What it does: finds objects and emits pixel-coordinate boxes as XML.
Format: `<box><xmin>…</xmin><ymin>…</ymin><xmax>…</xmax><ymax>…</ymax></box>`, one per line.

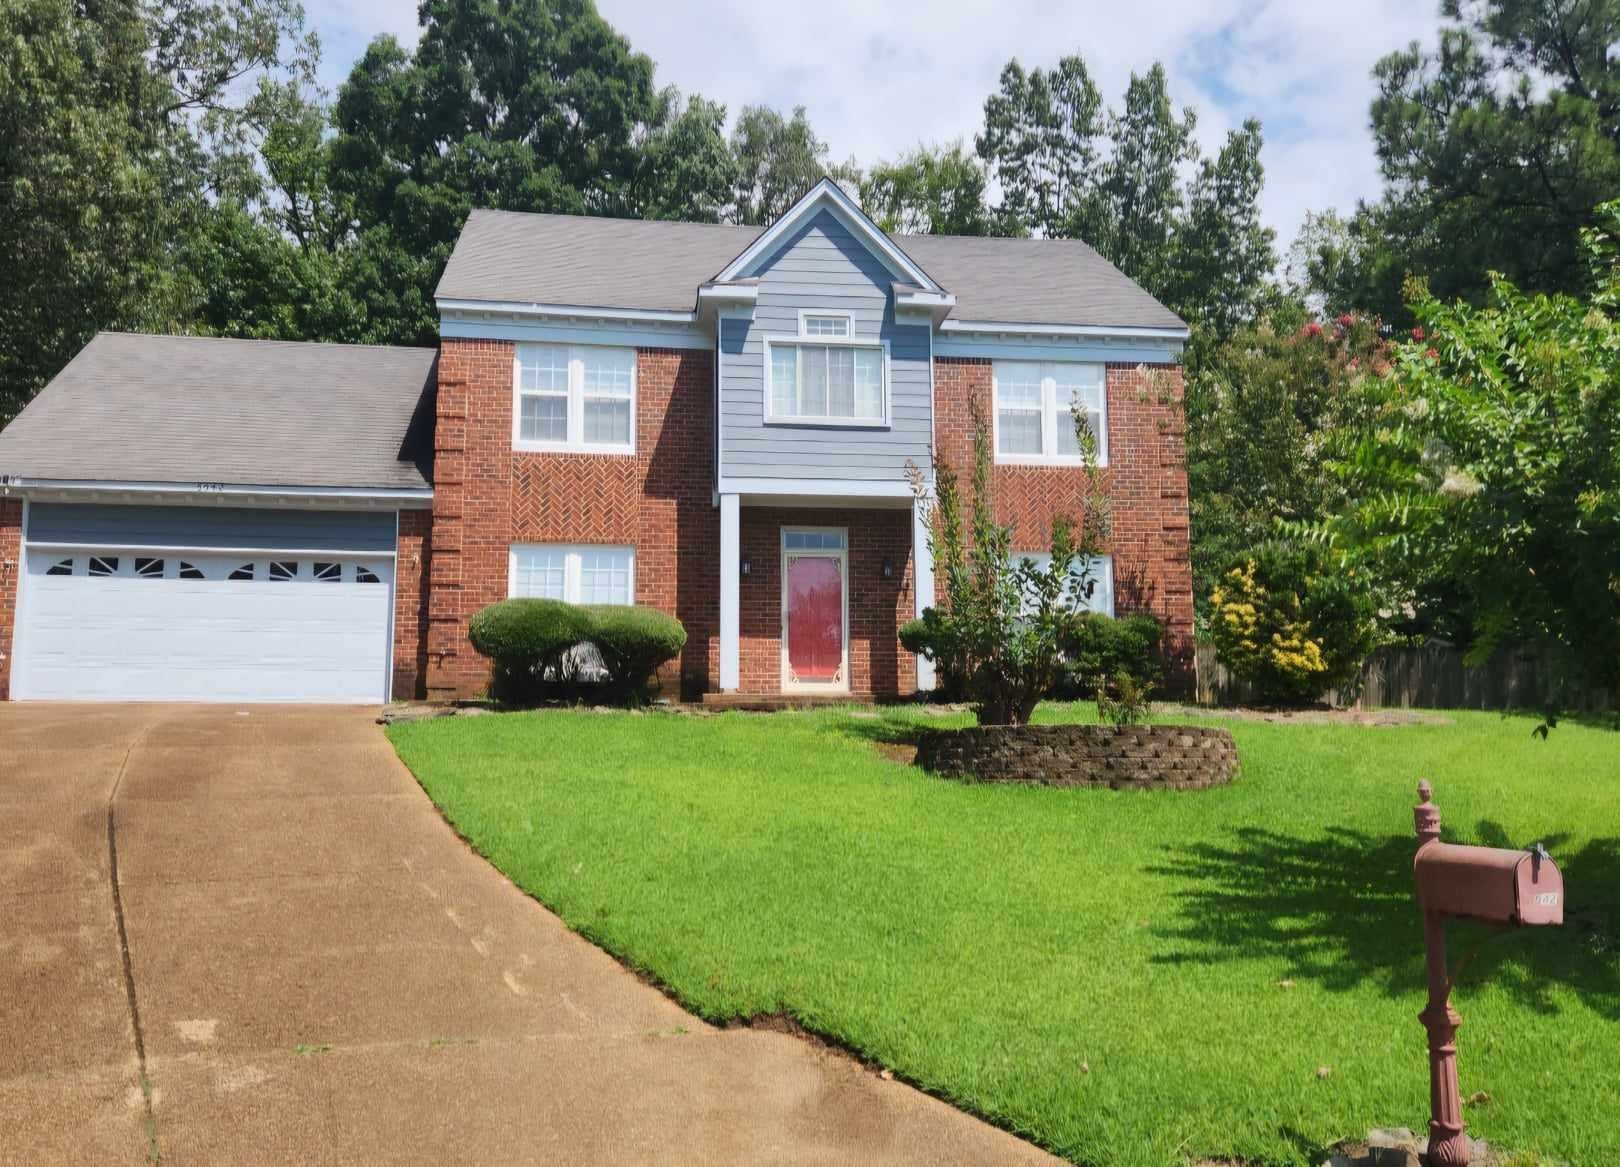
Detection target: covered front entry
<box><xmin>780</xmin><ymin>528</ymin><xmax>848</xmax><ymax>690</ymax></box>
<box><xmin>11</xmin><ymin>503</ymin><xmax>399</xmax><ymax>703</ymax></box>
<box><xmin>717</xmin><ymin>497</ymin><xmax>927</xmax><ymax>698</ymax></box>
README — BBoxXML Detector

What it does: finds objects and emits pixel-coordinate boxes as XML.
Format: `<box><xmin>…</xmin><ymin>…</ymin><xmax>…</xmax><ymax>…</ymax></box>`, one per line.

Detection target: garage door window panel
<box><xmin>89</xmin><ymin>556</ymin><xmax>120</xmax><ymax>577</ymax></box>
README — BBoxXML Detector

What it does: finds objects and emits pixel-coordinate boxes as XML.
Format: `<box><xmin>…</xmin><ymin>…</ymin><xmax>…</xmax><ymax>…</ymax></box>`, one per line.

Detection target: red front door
<box><xmin>784</xmin><ymin>551</ymin><xmax>845</xmax><ymax>687</ymax></box>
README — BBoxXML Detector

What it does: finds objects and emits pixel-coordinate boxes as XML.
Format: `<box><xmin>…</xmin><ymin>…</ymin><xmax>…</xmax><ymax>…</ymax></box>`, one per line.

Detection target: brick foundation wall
<box><xmin>426</xmin><ymin>340</ymin><xmax>717</xmax><ymax>700</ymax></box>
<box><xmin>0</xmin><ymin>499</ymin><xmax>19</xmax><ymax>701</ymax></box>
<box><xmin>932</xmin><ymin>358</ymin><xmax>1195</xmax><ymax>690</ymax></box>
<box><xmin>393</xmin><ymin>507</ymin><xmax>433</xmax><ymax>700</ymax></box>
<box><xmin>739</xmin><ymin>507</ymin><xmax>915</xmax><ymax>697</ymax></box>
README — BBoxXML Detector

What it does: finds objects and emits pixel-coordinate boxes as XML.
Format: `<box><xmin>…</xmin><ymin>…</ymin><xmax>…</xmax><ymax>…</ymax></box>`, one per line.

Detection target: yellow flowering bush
<box><xmin>1208</xmin><ymin>544</ymin><xmax>1375</xmax><ymax>705</ymax></box>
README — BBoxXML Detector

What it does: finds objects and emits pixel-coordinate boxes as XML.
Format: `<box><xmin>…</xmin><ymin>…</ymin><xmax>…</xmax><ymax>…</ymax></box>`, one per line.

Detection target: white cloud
<box><xmin>308</xmin><ymin>0</ymin><xmax>1439</xmax><ymax>250</ymax></box>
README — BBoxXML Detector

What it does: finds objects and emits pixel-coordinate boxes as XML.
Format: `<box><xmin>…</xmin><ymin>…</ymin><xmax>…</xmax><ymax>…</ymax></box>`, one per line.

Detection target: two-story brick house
<box><xmin>0</xmin><ymin>179</ymin><xmax>1192</xmax><ymax>704</ymax></box>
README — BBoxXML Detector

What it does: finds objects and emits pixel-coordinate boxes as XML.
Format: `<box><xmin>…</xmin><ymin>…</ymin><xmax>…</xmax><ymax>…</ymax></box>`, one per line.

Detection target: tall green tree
<box><xmin>859</xmin><ymin>143</ymin><xmax>993</xmax><ymax>236</ymax></box>
<box><xmin>0</xmin><ymin>0</ymin><xmax>313</xmax><ymax>422</ymax></box>
<box><xmin>728</xmin><ymin>104</ymin><xmax>852</xmax><ymax>225</ymax></box>
<box><xmin>633</xmin><ymin>91</ymin><xmax>736</xmax><ymax>222</ymax></box>
<box><xmin>1320</xmin><ymin>203</ymin><xmax>1620</xmax><ymax>714</ymax></box>
<box><xmin>328</xmin><ymin>0</ymin><xmax>669</xmax><ymax>345</ymax></box>
<box><xmin>1310</xmin><ymin>0</ymin><xmax>1620</xmax><ymax>322</ymax></box>
<box><xmin>976</xmin><ymin>55</ymin><xmax>1275</xmax><ymax>337</ymax></box>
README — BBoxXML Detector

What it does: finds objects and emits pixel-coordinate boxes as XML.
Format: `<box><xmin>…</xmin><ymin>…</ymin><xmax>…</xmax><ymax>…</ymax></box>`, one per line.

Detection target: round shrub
<box><xmin>468</xmin><ymin>599</ymin><xmax>592</xmax><ymax>703</ymax></box>
<box><xmin>1057</xmin><ymin>612</ymin><xmax>1164</xmax><ymax>699</ymax></box>
<box><xmin>581</xmin><ymin>605</ymin><xmax>687</xmax><ymax>701</ymax></box>
<box><xmin>468</xmin><ymin>598</ymin><xmax>592</xmax><ymax>662</ymax></box>
<box><xmin>1208</xmin><ymin>541</ymin><xmax>1377</xmax><ymax>705</ymax></box>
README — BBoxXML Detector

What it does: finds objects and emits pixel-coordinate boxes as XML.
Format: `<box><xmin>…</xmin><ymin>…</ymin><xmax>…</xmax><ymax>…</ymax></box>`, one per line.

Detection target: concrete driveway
<box><xmin>0</xmin><ymin>705</ymin><xmax>1053</xmax><ymax>1165</ymax></box>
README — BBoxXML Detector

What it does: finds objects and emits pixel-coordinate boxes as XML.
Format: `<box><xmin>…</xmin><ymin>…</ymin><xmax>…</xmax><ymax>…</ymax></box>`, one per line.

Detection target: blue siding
<box><xmin>27</xmin><ymin>504</ymin><xmax>397</xmax><ymax>553</ymax></box>
<box><xmin>720</xmin><ymin>208</ymin><xmax>932</xmax><ymax>484</ymax></box>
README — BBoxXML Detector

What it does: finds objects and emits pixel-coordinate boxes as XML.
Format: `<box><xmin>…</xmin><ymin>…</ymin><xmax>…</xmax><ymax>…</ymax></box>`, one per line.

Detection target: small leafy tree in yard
<box><xmin>1095</xmin><ymin>672</ymin><xmax>1154</xmax><ymax>726</ymax></box>
<box><xmin>1208</xmin><ymin>542</ymin><xmax>1377</xmax><ymax>706</ymax></box>
<box><xmin>907</xmin><ymin>403</ymin><xmax>1110</xmax><ymax>726</ymax></box>
<box><xmin>1320</xmin><ymin>202</ymin><xmax>1620</xmax><ymax>722</ymax></box>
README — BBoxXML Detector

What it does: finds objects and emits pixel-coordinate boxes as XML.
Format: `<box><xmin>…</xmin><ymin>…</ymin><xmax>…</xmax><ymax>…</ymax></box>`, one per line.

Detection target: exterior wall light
<box><xmin>881</xmin><ymin>556</ymin><xmax>894</xmax><ymax>580</ymax></box>
<box><xmin>740</xmin><ymin>555</ymin><xmax>752</xmax><ymax>577</ymax></box>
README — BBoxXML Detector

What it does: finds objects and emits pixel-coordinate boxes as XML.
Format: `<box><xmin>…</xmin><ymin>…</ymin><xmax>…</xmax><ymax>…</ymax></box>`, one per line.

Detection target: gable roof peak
<box><xmin>714</xmin><ymin>178</ymin><xmax>945</xmax><ymax>294</ymax></box>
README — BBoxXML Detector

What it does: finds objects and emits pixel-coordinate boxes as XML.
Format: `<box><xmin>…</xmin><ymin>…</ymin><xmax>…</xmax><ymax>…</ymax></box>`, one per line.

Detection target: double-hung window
<box><xmin>766</xmin><ymin>313</ymin><xmax>887</xmax><ymax>425</ymax></box>
<box><xmin>509</xmin><ymin>544</ymin><xmax>634</xmax><ymax>605</ymax></box>
<box><xmin>1015</xmin><ymin>553</ymin><xmax>1115</xmax><ymax>616</ymax></box>
<box><xmin>993</xmin><ymin>361</ymin><xmax>1107</xmax><ymax>465</ymax></box>
<box><xmin>514</xmin><ymin>344</ymin><xmax>635</xmax><ymax>453</ymax></box>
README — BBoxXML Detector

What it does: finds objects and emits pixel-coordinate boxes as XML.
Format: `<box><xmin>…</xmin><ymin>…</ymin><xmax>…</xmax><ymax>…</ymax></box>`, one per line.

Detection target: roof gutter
<box><xmin>939</xmin><ymin>319</ymin><xmax>1191</xmax><ymax>341</ymax></box>
<box><xmin>0</xmin><ymin>477</ymin><xmax>434</xmax><ymax>507</ymax></box>
<box><xmin>436</xmin><ymin>297</ymin><xmax>698</xmax><ymax>325</ymax></box>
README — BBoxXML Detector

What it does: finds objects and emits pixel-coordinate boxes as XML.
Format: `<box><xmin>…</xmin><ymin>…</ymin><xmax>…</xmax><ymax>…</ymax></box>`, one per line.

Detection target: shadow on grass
<box><xmin>1148</xmin><ymin>823</ymin><xmax>1620</xmax><ymax>1019</ymax></box>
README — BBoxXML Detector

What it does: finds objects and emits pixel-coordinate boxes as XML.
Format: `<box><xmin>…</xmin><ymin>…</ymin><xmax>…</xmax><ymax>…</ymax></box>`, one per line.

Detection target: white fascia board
<box><xmin>713</xmin><ymin>178</ymin><xmax>944</xmax><ymax>293</ymax></box>
<box><xmin>696</xmin><ymin>283</ymin><xmax>758</xmax><ymax>305</ymax></box>
<box><xmin>0</xmin><ymin>479</ymin><xmax>434</xmax><ymax>508</ymax></box>
<box><xmin>719</xmin><ymin>477</ymin><xmax>916</xmax><ymax>499</ymax></box>
<box><xmin>437</xmin><ymin>297</ymin><xmax>697</xmax><ymax>325</ymax></box>
<box><xmin>939</xmin><ymin>319</ymin><xmax>1191</xmax><ymax>341</ymax></box>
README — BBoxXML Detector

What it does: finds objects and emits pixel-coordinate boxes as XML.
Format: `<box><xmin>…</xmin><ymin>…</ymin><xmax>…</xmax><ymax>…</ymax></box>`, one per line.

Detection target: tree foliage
<box><xmin>1184</xmin><ymin>311</ymin><xmax>1392</xmax><ymax>610</ymax></box>
<box><xmin>975</xmin><ymin>56</ymin><xmax>1276</xmax><ymax>338</ymax></box>
<box><xmin>859</xmin><ymin>143</ymin><xmax>993</xmax><ymax>236</ymax></box>
<box><xmin>1320</xmin><ymin>202</ymin><xmax>1620</xmax><ymax>711</ymax></box>
<box><xmin>0</xmin><ymin>0</ymin><xmax>313</xmax><ymax>422</ymax></box>
<box><xmin>1302</xmin><ymin>0</ymin><xmax>1620</xmax><ymax>323</ymax></box>
<box><xmin>908</xmin><ymin>406</ymin><xmax>1110</xmax><ymax>726</ymax></box>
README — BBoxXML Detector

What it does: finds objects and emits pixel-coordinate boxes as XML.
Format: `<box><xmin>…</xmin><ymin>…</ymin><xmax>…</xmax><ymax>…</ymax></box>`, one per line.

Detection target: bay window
<box><xmin>514</xmin><ymin>344</ymin><xmax>635</xmax><ymax>453</ymax></box>
<box><xmin>993</xmin><ymin>361</ymin><xmax>1107</xmax><ymax>465</ymax></box>
<box><xmin>509</xmin><ymin>544</ymin><xmax>634</xmax><ymax>605</ymax></box>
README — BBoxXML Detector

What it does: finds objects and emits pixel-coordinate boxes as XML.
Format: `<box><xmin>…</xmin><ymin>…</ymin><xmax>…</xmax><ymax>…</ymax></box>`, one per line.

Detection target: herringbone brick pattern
<box><xmin>425</xmin><ymin>340</ymin><xmax>717</xmax><ymax>699</ymax></box>
<box><xmin>933</xmin><ymin>357</ymin><xmax>1195</xmax><ymax>690</ymax></box>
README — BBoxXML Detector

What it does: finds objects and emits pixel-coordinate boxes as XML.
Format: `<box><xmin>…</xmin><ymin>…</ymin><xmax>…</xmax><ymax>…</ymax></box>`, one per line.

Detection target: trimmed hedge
<box><xmin>468</xmin><ymin>598</ymin><xmax>686</xmax><ymax>706</ymax></box>
<box><xmin>1057</xmin><ymin>613</ymin><xmax>1165</xmax><ymax>699</ymax></box>
<box><xmin>581</xmin><ymin>604</ymin><xmax>687</xmax><ymax>701</ymax></box>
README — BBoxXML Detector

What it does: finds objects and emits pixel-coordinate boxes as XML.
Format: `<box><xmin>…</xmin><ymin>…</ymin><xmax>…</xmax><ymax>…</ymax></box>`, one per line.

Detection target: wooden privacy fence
<box><xmin>1195</xmin><ymin>641</ymin><xmax>1613</xmax><ymax>713</ymax></box>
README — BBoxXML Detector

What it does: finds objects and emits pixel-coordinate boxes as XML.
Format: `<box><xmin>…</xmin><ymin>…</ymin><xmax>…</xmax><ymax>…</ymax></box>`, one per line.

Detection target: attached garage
<box><xmin>12</xmin><ymin>505</ymin><xmax>398</xmax><ymax>703</ymax></box>
<box><xmin>0</xmin><ymin>333</ymin><xmax>438</xmax><ymax>705</ymax></box>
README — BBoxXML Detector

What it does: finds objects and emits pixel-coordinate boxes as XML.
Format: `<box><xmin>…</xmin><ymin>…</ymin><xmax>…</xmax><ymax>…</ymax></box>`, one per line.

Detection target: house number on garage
<box><xmin>195</xmin><ymin>482</ymin><xmax>227</xmax><ymax>492</ymax></box>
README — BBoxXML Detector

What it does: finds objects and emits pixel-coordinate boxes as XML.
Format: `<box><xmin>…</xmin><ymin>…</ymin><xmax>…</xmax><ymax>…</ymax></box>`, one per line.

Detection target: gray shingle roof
<box><xmin>436</xmin><ymin>208</ymin><xmax>1186</xmax><ymax>331</ymax></box>
<box><xmin>0</xmin><ymin>334</ymin><xmax>437</xmax><ymax>491</ymax></box>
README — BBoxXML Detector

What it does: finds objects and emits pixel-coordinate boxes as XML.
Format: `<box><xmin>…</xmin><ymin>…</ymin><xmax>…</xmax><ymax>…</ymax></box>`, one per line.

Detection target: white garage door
<box><xmin>14</xmin><ymin>550</ymin><xmax>394</xmax><ymax>703</ymax></box>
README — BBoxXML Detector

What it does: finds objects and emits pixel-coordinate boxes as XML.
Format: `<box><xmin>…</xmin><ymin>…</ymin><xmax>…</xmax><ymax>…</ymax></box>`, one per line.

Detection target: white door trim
<box><xmin>779</xmin><ymin>526</ymin><xmax>849</xmax><ymax>694</ymax></box>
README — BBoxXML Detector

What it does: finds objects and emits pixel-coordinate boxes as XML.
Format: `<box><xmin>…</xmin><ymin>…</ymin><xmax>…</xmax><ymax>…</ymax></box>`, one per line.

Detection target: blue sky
<box><xmin>308</xmin><ymin>1</ymin><xmax>1441</xmax><ymax>252</ymax></box>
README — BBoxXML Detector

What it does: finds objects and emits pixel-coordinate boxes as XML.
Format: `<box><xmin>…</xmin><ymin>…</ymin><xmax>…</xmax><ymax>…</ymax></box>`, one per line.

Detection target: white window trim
<box><xmin>512</xmin><ymin>344</ymin><xmax>637</xmax><ymax>456</ymax></box>
<box><xmin>762</xmin><ymin>334</ymin><xmax>891</xmax><ymax>429</ymax></box>
<box><xmin>779</xmin><ymin>526</ymin><xmax>850</xmax><ymax>693</ymax></box>
<box><xmin>796</xmin><ymin>309</ymin><xmax>854</xmax><ymax>338</ymax></box>
<box><xmin>992</xmin><ymin>361</ymin><xmax>1109</xmax><ymax>467</ymax></box>
<box><xmin>507</xmin><ymin>543</ymin><xmax>636</xmax><ymax>605</ymax></box>
<box><xmin>1015</xmin><ymin>552</ymin><xmax>1115</xmax><ymax>616</ymax></box>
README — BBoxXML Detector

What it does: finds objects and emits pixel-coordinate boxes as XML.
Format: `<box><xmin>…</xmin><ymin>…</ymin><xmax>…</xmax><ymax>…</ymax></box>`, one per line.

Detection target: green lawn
<box><xmin>387</xmin><ymin>705</ymin><xmax>1620</xmax><ymax>1166</ymax></box>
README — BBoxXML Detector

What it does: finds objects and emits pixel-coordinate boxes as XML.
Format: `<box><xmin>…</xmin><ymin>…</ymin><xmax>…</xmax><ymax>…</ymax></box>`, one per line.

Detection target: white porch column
<box><xmin>719</xmin><ymin>492</ymin><xmax>740</xmax><ymax>691</ymax></box>
<box><xmin>911</xmin><ymin>493</ymin><xmax>936</xmax><ymax>693</ymax></box>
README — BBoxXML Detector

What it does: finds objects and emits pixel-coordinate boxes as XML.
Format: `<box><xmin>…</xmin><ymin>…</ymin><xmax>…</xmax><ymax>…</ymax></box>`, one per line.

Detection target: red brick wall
<box><xmin>932</xmin><ymin>357</ymin><xmax>1195</xmax><ymax>688</ymax></box>
<box><xmin>393</xmin><ymin>507</ymin><xmax>433</xmax><ymax>700</ymax></box>
<box><xmin>739</xmin><ymin>507</ymin><xmax>915</xmax><ymax>697</ymax></box>
<box><xmin>0</xmin><ymin>499</ymin><xmax>19</xmax><ymax>701</ymax></box>
<box><xmin>425</xmin><ymin>340</ymin><xmax>717</xmax><ymax>699</ymax></box>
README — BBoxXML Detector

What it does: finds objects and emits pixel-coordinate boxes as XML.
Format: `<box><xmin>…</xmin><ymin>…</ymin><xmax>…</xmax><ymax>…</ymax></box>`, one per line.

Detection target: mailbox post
<box><xmin>1411</xmin><ymin>780</ymin><xmax>1564</xmax><ymax>1166</ymax></box>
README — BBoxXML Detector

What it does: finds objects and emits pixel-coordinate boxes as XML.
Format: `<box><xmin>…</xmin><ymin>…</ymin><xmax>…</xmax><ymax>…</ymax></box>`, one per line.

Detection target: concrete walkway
<box><xmin>0</xmin><ymin>705</ymin><xmax>1055</xmax><ymax>1165</ymax></box>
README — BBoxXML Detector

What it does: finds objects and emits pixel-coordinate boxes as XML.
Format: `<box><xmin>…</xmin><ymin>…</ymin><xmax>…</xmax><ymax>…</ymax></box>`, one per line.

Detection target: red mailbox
<box><xmin>1410</xmin><ymin>781</ymin><xmax>1564</xmax><ymax>1166</ymax></box>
